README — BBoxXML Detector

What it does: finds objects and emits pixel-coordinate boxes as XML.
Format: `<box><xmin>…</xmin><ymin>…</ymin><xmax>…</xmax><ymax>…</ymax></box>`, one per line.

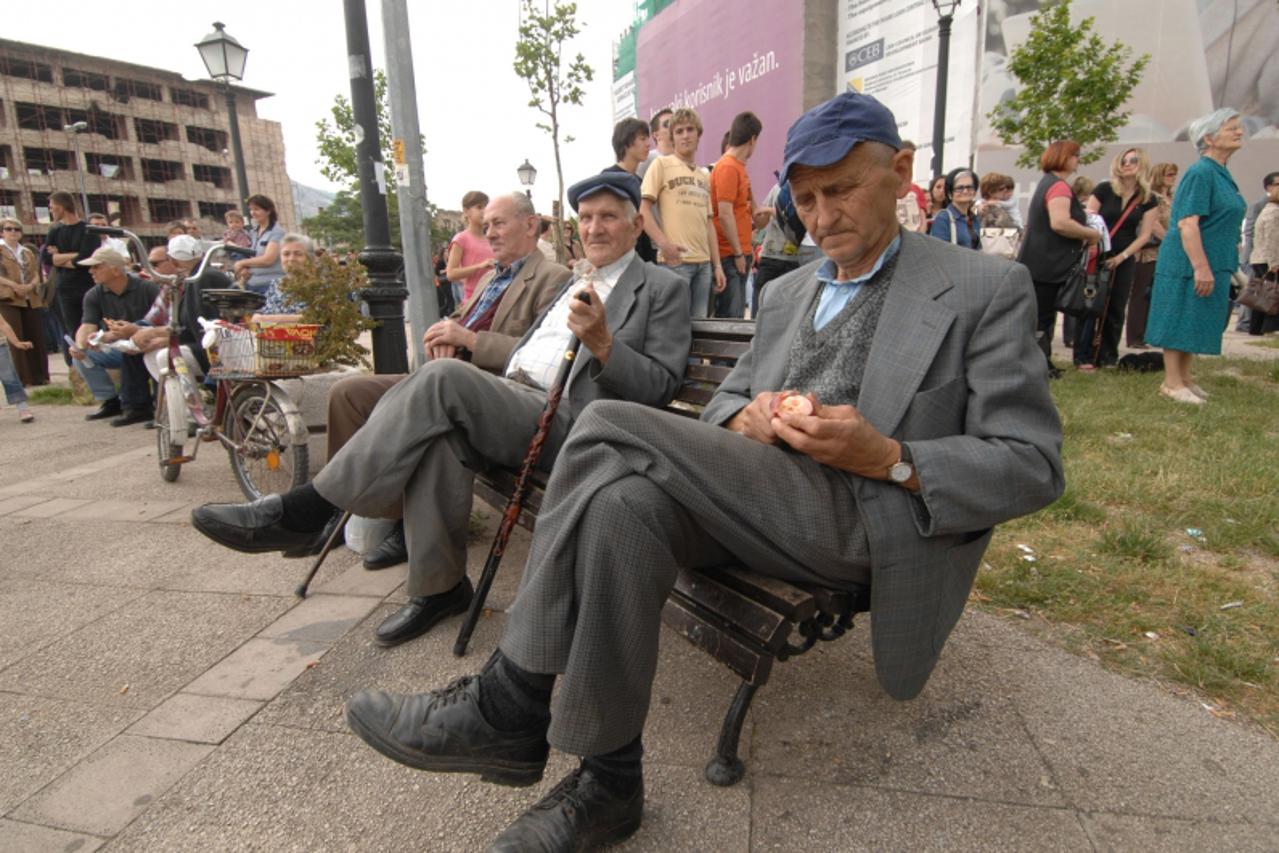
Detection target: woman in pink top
<box><xmin>446</xmin><ymin>190</ymin><xmax>496</xmax><ymax>302</ymax></box>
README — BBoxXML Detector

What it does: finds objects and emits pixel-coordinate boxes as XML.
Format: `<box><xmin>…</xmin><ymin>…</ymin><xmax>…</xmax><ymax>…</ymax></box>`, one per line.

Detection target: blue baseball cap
<box><xmin>568</xmin><ymin>171</ymin><xmax>642</xmax><ymax>212</ymax></box>
<box><xmin>778</xmin><ymin>93</ymin><xmax>902</xmax><ymax>185</ymax></box>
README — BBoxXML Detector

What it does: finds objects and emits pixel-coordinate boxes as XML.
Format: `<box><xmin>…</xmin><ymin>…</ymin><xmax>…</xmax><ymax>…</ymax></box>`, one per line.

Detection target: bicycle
<box><xmin>87</xmin><ymin>224</ymin><xmax>314</xmax><ymax>500</ymax></box>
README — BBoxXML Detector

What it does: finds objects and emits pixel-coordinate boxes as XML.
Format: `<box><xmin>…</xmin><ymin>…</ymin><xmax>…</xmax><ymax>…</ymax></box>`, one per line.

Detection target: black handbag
<box><xmin>1081</xmin><ymin>260</ymin><xmax>1115</xmax><ymax>318</ymax></box>
<box><xmin>1055</xmin><ymin>246</ymin><xmax>1092</xmax><ymax>317</ymax></box>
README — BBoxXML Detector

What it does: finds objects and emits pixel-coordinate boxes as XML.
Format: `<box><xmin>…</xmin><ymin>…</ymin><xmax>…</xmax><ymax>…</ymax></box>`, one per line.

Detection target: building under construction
<box><xmin>0</xmin><ymin>38</ymin><xmax>295</xmax><ymax>247</ymax></box>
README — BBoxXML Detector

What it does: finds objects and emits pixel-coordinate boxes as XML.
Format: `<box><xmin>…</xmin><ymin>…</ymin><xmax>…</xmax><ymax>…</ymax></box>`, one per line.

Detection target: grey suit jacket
<box><xmin>506</xmin><ymin>253</ymin><xmax>692</xmax><ymax>420</ymax></box>
<box><xmin>452</xmin><ymin>251</ymin><xmax>571</xmax><ymax>371</ymax></box>
<box><xmin>703</xmin><ymin>230</ymin><xmax>1065</xmax><ymax>699</ymax></box>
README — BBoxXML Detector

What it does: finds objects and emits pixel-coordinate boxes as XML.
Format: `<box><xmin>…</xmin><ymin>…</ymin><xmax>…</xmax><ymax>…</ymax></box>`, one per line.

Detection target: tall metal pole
<box><xmin>344</xmin><ymin>0</ymin><xmax>409</xmax><ymax>374</ymax></box>
<box><xmin>382</xmin><ymin>0</ymin><xmax>436</xmax><ymax>371</ymax></box>
<box><xmin>930</xmin><ymin>11</ymin><xmax>955</xmax><ymax>178</ymax></box>
<box><xmin>69</xmin><ymin>131</ymin><xmax>90</xmax><ymax>216</ymax></box>
<box><xmin>222</xmin><ymin>85</ymin><xmax>251</xmax><ymax>214</ymax></box>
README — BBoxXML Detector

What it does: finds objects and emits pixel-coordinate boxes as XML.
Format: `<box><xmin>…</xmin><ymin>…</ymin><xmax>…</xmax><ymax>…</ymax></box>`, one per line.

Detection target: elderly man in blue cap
<box><xmin>340</xmin><ymin>94</ymin><xmax>1064</xmax><ymax>851</ymax></box>
<box><xmin>190</xmin><ymin>170</ymin><xmax>691</xmax><ymax>639</ymax></box>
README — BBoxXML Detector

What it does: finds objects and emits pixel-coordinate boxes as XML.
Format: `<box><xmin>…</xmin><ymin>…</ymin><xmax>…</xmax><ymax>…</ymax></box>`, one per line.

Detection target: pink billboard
<box><xmin>635</xmin><ymin>0</ymin><xmax>805</xmax><ymax>196</ymax></box>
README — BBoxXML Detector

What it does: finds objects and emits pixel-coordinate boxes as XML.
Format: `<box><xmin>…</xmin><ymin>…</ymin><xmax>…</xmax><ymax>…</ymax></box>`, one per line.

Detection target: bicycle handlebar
<box><xmin>85</xmin><ymin>226</ymin><xmax>250</xmax><ymax>285</ymax></box>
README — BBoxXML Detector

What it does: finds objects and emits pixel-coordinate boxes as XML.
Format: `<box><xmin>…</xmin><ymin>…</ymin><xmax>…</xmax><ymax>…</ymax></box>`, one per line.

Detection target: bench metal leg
<box><xmin>705</xmin><ymin>680</ymin><xmax>758</xmax><ymax>787</ymax></box>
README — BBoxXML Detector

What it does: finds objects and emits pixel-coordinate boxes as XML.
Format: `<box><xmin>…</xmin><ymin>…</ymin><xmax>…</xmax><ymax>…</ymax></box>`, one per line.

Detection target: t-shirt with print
<box><xmin>711</xmin><ymin>153</ymin><xmax>752</xmax><ymax>258</ymax></box>
<box><xmin>640</xmin><ymin>154</ymin><xmax>713</xmax><ymax>264</ymax></box>
<box><xmin>450</xmin><ymin>229</ymin><xmax>495</xmax><ymax>301</ymax></box>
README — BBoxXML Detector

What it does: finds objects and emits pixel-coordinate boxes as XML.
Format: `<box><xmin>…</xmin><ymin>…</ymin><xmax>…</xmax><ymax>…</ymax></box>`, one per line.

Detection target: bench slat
<box><xmin>676</xmin><ymin>385</ymin><xmax>715</xmax><ymax>407</ymax></box>
<box><xmin>691</xmin><ymin>319</ymin><xmax>756</xmax><ymax>338</ymax></box>
<box><xmin>672</xmin><ymin>569</ymin><xmax>790</xmax><ymax>650</ymax></box>
<box><xmin>688</xmin><ymin>339</ymin><xmax>750</xmax><ymax>360</ymax></box>
<box><xmin>684</xmin><ymin>364</ymin><xmax>734</xmax><ymax>384</ymax></box>
<box><xmin>700</xmin><ymin>567</ymin><xmax>818</xmax><ymax>622</ymax></box>
<box><xmin>662</xmin><ymin>596</ymin><xmax>775</xmax><ymax>684</ymax></box>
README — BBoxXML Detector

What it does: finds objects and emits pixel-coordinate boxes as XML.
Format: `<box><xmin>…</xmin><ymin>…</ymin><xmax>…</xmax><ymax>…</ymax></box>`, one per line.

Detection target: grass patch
<box><xmin>1245</xmin><ymin>337</ymin><xmax>1279</xmax><ymax>350</ymax></box>
<box><xmin>976</xmin><ymin>356</ymin><xmax>1279</xmax><ymax>735</ymax></box>
<box><xmin>28</xmin><ymin>384</ymin><xmax>76</xmax><ymax>405</ymax></box>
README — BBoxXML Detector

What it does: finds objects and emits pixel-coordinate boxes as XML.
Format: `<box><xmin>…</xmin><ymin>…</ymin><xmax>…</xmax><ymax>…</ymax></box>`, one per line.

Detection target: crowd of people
<box><xmin>2</xmin><ymin>85</ymin><xmax>1272</xmax><ymax>850</ymax></box>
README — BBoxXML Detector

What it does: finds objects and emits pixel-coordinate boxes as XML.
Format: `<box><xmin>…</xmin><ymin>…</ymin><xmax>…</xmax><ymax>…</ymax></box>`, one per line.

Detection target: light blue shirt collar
<box><xmin>815</xmin><ymin>235</ymin><xmax>901</xmax><ymax>289</ymax></box>
<box><xmin>810</xmin><ymin>235</ymin><xmax>901</xmax><ymax>331</ymax></box>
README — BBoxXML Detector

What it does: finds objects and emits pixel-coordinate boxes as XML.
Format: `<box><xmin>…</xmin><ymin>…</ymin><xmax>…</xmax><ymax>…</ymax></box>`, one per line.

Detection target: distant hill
<box><xmin>291</xmin><ymin>181</ymin><xmax>337</xmax><ymax>223</ymax></box>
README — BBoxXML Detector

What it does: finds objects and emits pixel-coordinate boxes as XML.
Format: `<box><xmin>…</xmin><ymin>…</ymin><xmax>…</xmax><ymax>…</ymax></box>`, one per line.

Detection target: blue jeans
<box><xmin>74</xmin><ymin>348</ymin><xmax>152</xmax><ymax>409</ymax></box>
<box><xmin>714</xmin><ymin>257</ymin><xmax>747</xmax><ymax>318</ymax></box>
<box><xmin>669</xmin><ymin>262</ymin><xmax>713</xmax><ymax>318</ymax></box>
<box><xmin>0</xmin><ymin>344</ymin><xmax>27</xmax><ymax>405</ymax></box>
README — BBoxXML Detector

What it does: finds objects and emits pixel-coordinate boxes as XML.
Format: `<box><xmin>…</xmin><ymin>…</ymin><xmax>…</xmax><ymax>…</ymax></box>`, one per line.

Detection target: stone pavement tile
<box><xmin>0</xmin><ymin>590</ymin><xmax>291</xmax><ymax>709</ymax></box>
<box><xmin>0</xmin><ymin>494</ymin><xmax>53</xmax><ymax>515</ymax></box>
<box><xmin>641</xmin><ymin>627</ymin><xmax>755</xmax><ymax>770</ymax></box>
<box><xmin>60</xmin><ymin>500</ymin><xmax>190</xmax><ymax>522</ymax></box>
<box><xmin>150</xmin><ymin>503</ymin><xmax>198</xmax><ymax>524</ymax></box>
<box><xmin>183</xmin><ymin>637</ymin><xmax>330</xmax><ymax>701</ymax></box>
<box><xmin>992</xmin><ymin>637</ymin><xmax>1279</xmax><ymax>822</ymax></box>
<box><xmin>621</xmin><ymin>762</ymin><xmax>751</xmax><ymax>851</ymax></box>
<box><xmin>126</xmin><ymin>694</ymin><xmax>263</xmax><ymax>744</ymax></box>
<box><xmin>0</xmin><ymin>579</ymin><xmax>143</xmax><ymax>669</ymax></box>
<box><xmin>166</xmin><ymin>541</ymin><xmax>363</xmax><ymax>598</ymax></box>
<box><xmin>12</xmin><ymin>735</ymin><xmax>213</xmax><ymax>836</ymax></box>
<box><xmin>750</xmin><ymin>777</ymin><xmax>1089</xmax><ymax>851</ymax></box>
<box><xmin>0</xmin><ymin>693</ymin><xmax>141</xmax><ymax>814</ymax></box>
<box><xmin>1078</xmin><ymin>812</ymin><xmax>1278</xmax><ymax>852</ymax></box>
<box><xmin>749</xmin><ymin>625</ymin><xmax>1066</xmax><ymax>807</ymax></box>
<box><xmin>107</xmin><ymin>721</ymin><xmax>579</xmax><ymax>851</ymax></box>
<box><xmin>0</xmin><ymin>819</ymin><xmax>104</xmax><ymax>853</ymax></box>
<box><xmin>257</xmin><ymin>594</ymin><xmax>381</xmax><ymax>643</ymax></box>
<box><xmin>316</xmin><ymin>560</ymin><xmax>409</xmax><ymax>598</ymax></box>
<box><xmin>12</xmin><ymin>497</ymin><xmax>94</xmax><ymax>518</ymax></box>
<box><xmin>0</xmin><ymin>479</ymin><xmax>57</xmax><ymax>499</ymax></box>
<box><xmin>256</xmin><ymin>604</ymin><xmax>506</xmax><ymax>733</ymax></box>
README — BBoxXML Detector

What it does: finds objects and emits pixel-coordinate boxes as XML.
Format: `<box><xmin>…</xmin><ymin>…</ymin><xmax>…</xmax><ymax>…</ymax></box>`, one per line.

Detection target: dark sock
<box><xmin>279</xmin><ymin>484</ymin><xmax>338</xmax><ymax>533</ymax></box>
<box><xmin>477</xmin><ymin>650</ymin><xmax>553</xmax><ymax>733</ymax></box>
<box><xmin>582</xmin><ymin>736</ymin><xmax>644</xmax><ymax>796</ymax></box>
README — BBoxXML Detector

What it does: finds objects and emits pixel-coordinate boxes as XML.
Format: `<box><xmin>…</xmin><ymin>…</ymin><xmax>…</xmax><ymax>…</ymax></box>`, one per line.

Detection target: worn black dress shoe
<box><xmin>111</xmin><ymin>407</ymin><xmax>154</xmax><ymax>427</ymax></box>
<box><xmin>363</xmin><ymin>520</ymin><xmax>407</xmax><ymax>570</ymax></box>
<box><xmin>344</xmin><ymin>676</ymin><xmax>549</xmax><ymax>786</ymax></box>
<box><xmin>85</xmin><ymin>397</ymin><xmax>122</xmax><ymax>421</ymax></box>
<box><xmin>374</xmin><ymin>578</ymin><xmax>473</xmax><ymax>646</ymax></box>
<box><xmin>487</xmin><ymin>767</ymin><xmax>644</xmax><ymax>852</ymax></box>
<box><xmin>191</xmin><ymin>496</ymin><xmax>335</xmax><ymax>557</ymax></box>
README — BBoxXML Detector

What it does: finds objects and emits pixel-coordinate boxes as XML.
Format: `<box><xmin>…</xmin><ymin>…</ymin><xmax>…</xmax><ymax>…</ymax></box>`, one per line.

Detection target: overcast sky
<box><xmin>39</xmin><ymin>0</ymin><xmax>637</xmax><ymax>215</ymax></box>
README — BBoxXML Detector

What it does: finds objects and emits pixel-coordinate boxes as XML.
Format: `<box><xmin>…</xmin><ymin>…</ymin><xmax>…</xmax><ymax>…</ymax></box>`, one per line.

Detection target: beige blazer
<box><xmin>0</xmin><ymin>243</ymin><xmax>43</xmax><ymax>309</ymax></box>
<box><xmin>451</xmin><ymin>250</ymin><xmax>570</xmax><ymax>371</ymax></box>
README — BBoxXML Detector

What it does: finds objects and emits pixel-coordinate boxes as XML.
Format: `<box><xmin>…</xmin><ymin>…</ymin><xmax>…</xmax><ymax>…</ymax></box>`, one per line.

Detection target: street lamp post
<box><xmin>930</xmin><ymin>0</ymin><xmax>962</xmax><ymax>178</ymax></box>
<box><xmin>195</xmin><ymin>22</ymin><xmax>251</xmax><ymax>213</ymax></box>
<box><xmin>517</xmin><ymin>159</ymin><xmax>537</xmax><ymax>200</ymax></box>
<box><xmin>63</xmin><ymin>121</ymin><xmax>90</xmax><ymax>216</ymax></box>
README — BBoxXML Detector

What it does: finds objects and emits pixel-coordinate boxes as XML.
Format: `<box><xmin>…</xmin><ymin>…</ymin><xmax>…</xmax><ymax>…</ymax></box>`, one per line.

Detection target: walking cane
<box><xmin>295</xmin><ymin>510</ymin><xmax>352</xmax><ymax>598</ymax></box>
<box><xmin>453</xmin><ymin>290</ymin><xmax>592</xmax><ymax>656</ymax></box>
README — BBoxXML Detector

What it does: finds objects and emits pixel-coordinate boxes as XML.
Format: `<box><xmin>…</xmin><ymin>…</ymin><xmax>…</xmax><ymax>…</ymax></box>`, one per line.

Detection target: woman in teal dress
<box><xmin>1146</xmin><ymin>109</ymin><xmax>1247</xmax><ymax>405</ymax></box>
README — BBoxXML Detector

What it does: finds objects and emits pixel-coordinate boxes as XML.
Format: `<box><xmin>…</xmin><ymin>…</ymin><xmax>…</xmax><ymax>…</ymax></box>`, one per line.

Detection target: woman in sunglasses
<box><xmin>0</xmin><ymin>217</ymin><xmax>48</xmax><ymax>386</ymax></box>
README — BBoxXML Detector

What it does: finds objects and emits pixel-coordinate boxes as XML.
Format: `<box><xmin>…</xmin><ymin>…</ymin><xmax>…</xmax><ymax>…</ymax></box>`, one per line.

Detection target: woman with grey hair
<box><xmin>1145</xmin><ymin>109</ymin><xmax>1247</xmax><ymax>404</ymax></box>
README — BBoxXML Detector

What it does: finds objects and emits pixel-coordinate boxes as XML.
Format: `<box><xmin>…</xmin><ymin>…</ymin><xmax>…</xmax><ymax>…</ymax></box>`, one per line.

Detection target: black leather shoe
<box><xmin>85</xmin><ymin>398</ymin><xmax>122</xmax><ymax>421</ymax></box>
<box><xmin>487</xmin><ymin>767</ymin><xmax>643</xmax><ymax>852</ymax></box>
<box><xmin>363</xmin><ymin>520</ymin><xmax>407</xmax><ymax>570</ymax></box>
<box><xmin>191</xmin><ymin>495</ymin><xmax>335</xmax><ymax>557</ymax></box>
<box><xmin>374</xmin><ymin>579</ymin><xmax>473</xmax><ymax>646</ymax></box>
<box><xmin>344</xmin><ymin>676</ymin><xmax>549</xmax><ymax>786</ymax></box>
<box><xmin>111</xmin><ymin>408</ymin><xmax>154</xmax><ymax>427</ymax></box>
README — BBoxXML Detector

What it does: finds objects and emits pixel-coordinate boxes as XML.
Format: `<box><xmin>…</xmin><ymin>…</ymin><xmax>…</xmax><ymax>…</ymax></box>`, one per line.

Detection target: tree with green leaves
<box><xmin>987</xmin><ymin>0</ymin><xmax>1150</xmax><ymax>169</ymax></box>
<box><xmin>513</xmin><ymin>0</ymin><xmax>594</xmax><ymax>262</ymax></box>
<box><xmin>307</xmin><ymin>70</ymin><xmax>449</xmax><ymax>252</ymax></box>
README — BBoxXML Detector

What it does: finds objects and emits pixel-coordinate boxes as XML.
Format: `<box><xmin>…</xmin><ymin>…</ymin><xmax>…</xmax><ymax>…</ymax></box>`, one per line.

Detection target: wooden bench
<box><xmin>473</xmin><ymin>318</ymin><xmax>870</xmax><ymax>787</ymax></box>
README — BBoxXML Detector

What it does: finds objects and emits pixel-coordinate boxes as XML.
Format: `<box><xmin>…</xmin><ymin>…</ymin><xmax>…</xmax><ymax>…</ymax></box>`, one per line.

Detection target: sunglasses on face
<box><xmin>2</xmin><ymin>227</ymin><xmax>20</xmax><ymax>233</ymax></box>
<box><xmin>1121</xmin><ymin>157</ymin><xmax>1140</xmax><ymax>166</ymax></box>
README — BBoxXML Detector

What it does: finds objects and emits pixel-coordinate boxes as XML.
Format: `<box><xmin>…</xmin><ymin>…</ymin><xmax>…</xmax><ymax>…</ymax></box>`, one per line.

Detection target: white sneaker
<box><xmin>1160</xmin><ymin>385</ymin><xmax>1206</xmax><ymax>406</ymax></box>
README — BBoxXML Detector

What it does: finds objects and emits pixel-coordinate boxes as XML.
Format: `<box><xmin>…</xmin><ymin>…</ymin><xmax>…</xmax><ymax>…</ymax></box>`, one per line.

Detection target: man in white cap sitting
<box><xmin>69</xmin><ymin>246</ymin><xmax>161</xmax><ymax>426</ymax></box>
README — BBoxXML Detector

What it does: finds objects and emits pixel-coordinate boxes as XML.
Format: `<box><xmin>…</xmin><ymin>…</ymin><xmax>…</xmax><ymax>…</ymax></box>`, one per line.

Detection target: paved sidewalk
<box><xmin>2</xmin><ymin>405</ymin><xmax>1278</xmax><ymax>852</ymax></box>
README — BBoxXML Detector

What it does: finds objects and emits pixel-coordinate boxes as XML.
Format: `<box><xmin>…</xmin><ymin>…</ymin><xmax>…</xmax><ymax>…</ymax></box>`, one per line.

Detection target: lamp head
<box><xmin>196</xmin><ymin>21</ymin><xmax>249</xmax><ymax>82</ymax></box>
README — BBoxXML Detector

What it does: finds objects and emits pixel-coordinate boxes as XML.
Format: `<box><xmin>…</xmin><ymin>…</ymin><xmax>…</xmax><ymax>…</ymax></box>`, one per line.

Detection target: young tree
<box><xmin>988</xmin><ymin>0</ymin><xmax>1149</xmax><ymax>169</ymax></box>
<box><xmin>513</xmin><ymin>0</ymin><xmax>593</xmax><ymax>263</ymax></box>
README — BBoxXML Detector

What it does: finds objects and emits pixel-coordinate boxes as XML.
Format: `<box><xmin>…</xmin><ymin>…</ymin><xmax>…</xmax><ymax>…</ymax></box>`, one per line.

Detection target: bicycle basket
<box><xmin>207</xmin><ymin>322</ymin><xmax>321</xmax><ymax>378</ymax></box>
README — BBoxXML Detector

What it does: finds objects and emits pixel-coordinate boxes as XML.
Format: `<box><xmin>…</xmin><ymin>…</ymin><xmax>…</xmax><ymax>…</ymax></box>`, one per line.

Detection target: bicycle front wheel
<box><xmin>223</xmin><ymin>384</ymin><xmax>310</xmax><ymax>500</ymax></box>
<box><xmin>155</xmin><ymin>376</ymin><xmax>184</xmax><ymax>483</ymax></box>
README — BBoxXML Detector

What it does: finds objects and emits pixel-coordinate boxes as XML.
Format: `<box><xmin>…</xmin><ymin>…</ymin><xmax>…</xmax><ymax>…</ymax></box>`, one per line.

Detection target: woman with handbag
<box><xmin>1244</xmin><ymin>174</ymin><xmax>1279</xmax><ymax>335</ymax></box>
<box><xmin>1126</xmin><ymin>163</ymin><xmax>1177</xmax><ymax>348</ymax></box>
<box><xmin>1017</xmin><ymin>140</ymin><xmax>1101</xmax><ymax>375</ymax></box>
<box><xmin>1074</xmin><ymin>148</ymin><xmax>1159</xmax><ymax>370</ymax></box>
<box><xmin>929</xmin><ymin>169</ymin><xmax>981</xmax><ymax>249</ymax></box>
<box><xmin>1146</xmin><ymin>110</ymin><xmax>1248</xmax><ymax>405</ymax></box>
<box><xmin>0</xmin><ymin>217</ymin><xmax>48</xmax><ymax>386</ymax></box>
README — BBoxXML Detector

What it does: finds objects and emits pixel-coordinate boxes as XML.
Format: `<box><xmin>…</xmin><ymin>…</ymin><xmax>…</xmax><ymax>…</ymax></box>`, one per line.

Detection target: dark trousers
<box><xmin>1126</xmin><ymin>260</ymin><xmax>1155</xmax><ymax>347</ymax></box>
<box><xmin>714</xmin><ymin>257</ymin><xmax>747</xmax><ymax>318</ymax></box>
<box><xmin>751</xmin><ymin>256</ymin><xmax>799</xmax><ymax>317</ymax></box>
<box><xmin>1074</xmin><ymin>256</ymin><xmax>1136</xmax><ymax>367</ymax></box>
<box><xmin>0</xmin><ymin>303</ymin><xmax>49</xmax><ymax>385</ymax></box>
<box><xmin>1032</xmin><ymin>279</ymin><xmax>1061</xmax><ymax>367</ymax></box>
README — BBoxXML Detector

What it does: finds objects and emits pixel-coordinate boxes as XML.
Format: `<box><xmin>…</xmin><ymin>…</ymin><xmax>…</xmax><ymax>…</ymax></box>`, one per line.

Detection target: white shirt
<box><xmin>504</xmin><ymin>250</ymin><xmax>633</xmax><ymax>391</ymax></box>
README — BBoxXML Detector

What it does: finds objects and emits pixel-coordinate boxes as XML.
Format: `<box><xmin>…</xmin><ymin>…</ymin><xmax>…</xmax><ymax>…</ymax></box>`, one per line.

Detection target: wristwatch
<box><xmin>888</xmin><ymin>442</ymin><xmax>914</xmax><ymax>484</ymax></box>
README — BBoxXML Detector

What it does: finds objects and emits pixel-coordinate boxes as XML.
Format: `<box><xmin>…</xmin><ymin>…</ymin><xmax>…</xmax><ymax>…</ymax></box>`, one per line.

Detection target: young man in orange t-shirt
<box><xmin>711</xmin><ymin>111</ymin><xmax>762</xmax><ymax>317</ymax></box>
